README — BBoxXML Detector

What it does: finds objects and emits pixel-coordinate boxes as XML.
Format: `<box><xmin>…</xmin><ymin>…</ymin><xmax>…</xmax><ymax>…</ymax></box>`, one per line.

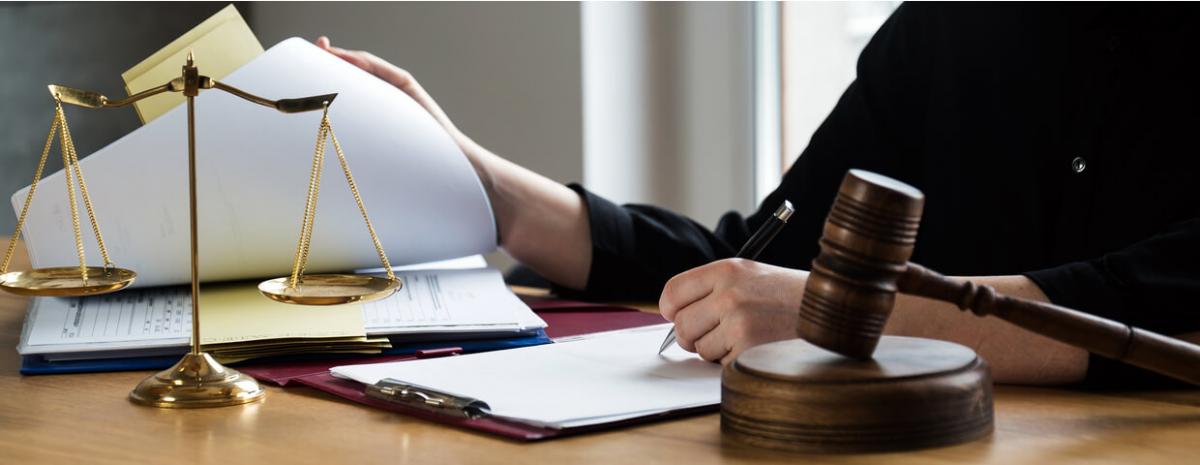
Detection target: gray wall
<box><xmin>249</xmin><ymin>2</ymin><xmax>583</xmax><ymax>187</ymax></box>
<box><xmin>0</xmin><ymin>3</ymin><xmax>233</xmax><ymax>233</ymax></box>
<box><xmin>583</xmin><ymin>2</ymin><xmax>755</xmax><ymax>228</ymax></box>
<box><xmin>249</xmin><ymin>2</ymin><xmax>583</xmax><ymax>270</ymax></box>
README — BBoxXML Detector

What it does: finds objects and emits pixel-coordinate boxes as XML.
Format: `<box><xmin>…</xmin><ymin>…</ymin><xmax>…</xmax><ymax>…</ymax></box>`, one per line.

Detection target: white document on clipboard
<box><xmin>331</xmin><ymin>325</ymin><xmax>722</xmax><ymax>429</ymax></box>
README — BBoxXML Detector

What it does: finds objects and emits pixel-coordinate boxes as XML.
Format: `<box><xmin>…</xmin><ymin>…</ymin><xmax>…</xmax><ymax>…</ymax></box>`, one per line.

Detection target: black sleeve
<box><xmin>553</xmin><ymin>4</ymin><xmax>930</xmax><ymax>301</ymax></box>
<box><xmin>1025</xmin><ymin>217</ymin><xmax>1200</xmax><ymax>388</ymax></box>
<box><xmin>557</xmin><ymin>184</ymin><xmax>746</xmax><ymax>301</ymax></box>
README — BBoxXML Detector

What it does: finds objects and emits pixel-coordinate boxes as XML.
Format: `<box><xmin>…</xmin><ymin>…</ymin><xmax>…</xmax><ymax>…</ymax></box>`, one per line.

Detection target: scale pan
<box><xmin>258</xmin><ymin>274</ymin><xmax>401</xmax><ymax>305</ymax></box>
<box><xmin>0</xmin><ymin>266</ymin><xmax>136</xmax><ymax>297</ymax></box>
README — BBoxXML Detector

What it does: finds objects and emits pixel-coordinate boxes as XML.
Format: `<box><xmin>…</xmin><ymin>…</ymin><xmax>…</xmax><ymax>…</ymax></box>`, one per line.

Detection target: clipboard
<box><xmin>242</xmin><ymin>298</ymin><xmax>693</xmax><ymax>440</ymax></box>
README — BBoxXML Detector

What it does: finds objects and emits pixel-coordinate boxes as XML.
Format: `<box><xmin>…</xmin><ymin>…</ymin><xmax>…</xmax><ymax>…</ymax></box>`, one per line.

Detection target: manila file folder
<box><xmin>122</xmin><ymin>4</ymin><xmax>264</xmax><ymax>124</ymax></box>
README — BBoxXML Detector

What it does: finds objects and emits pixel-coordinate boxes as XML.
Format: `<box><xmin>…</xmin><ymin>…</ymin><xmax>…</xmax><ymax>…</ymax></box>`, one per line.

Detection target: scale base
<box><xmin>722</xmin><ymin>336</ymin><xmax>993</xmax><ymax>453</ymax></box>
<box><xmin>258</xmin><ymin>274</ymin><xmax>401</xmax><ymax>305</ymax></box>
<box><xmin>129</xmin><ymin>352</ymin><xmax>265</xmax><ymax>408</ymax></box>
<box><xmin>0</xmin><ymin>266</ymin><xmax>136</xmax><ymax>297</ymax></box>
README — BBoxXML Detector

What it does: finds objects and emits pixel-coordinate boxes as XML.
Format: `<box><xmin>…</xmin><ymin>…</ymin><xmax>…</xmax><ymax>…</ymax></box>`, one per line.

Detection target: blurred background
<box><xmin>0</xmin><ymin>1</ymin><xmax>896</xmax><ymax>270</ymax></box>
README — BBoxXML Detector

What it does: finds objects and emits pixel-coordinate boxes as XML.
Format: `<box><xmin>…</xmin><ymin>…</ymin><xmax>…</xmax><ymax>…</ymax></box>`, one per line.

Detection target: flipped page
<box><xmin>13</xmin><ymin>38</ymin><xmax>496</xmax><ymax>288</ymax></box>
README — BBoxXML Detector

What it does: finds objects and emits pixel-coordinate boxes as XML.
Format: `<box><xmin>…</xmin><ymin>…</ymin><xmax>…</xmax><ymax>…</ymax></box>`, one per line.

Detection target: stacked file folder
<box><xmin>18</xmin><ymin>264</ymin><xmax>548</xmax><ymax>370</ymax></box>
<box><xmin>194</xmin><ymin>281</ymin><xmax>392</xmax><ymax>363</ymax></box>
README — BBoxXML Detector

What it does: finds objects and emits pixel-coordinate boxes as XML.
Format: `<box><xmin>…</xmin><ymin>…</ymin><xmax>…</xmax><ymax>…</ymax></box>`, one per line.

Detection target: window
<box><xmin>755</xmin><ymin>1</ymin><xmax>898</xmax><ymax>202</ymax></box>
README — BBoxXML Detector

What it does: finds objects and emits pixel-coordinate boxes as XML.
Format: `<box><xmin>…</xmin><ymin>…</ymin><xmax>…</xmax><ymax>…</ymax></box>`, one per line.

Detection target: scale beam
<box><xmin>12</xmin><ymin>51</ymin><xmax>393</xmax><ymax>408</ymax></box>
<box><xmin>49</xmin><ymin>80</ymin><xmax>334</xmax><ymax>114</ymax></box>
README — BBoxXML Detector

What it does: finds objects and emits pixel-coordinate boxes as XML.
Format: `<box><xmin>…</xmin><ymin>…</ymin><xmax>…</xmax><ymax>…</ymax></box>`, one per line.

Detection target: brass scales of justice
<box><xmin>0</xmin><ymin>52</ymin><xmax>402</xmax><ymax>408</ymax></box>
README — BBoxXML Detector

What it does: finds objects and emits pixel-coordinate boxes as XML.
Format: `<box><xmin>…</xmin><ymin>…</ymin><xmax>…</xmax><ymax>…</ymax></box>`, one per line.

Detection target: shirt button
<box><xmin>1071</xmin><ymin>157</ymin><xmax>1087</xmax><ymax>173</ymax></box>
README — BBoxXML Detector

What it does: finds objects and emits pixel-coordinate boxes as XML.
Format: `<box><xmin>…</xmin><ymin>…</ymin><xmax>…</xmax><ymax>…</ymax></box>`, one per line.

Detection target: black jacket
<box><xmin>559</xmin><ymin>3</ymin><xmax>1200</xmax><ymax>387</ymax></box>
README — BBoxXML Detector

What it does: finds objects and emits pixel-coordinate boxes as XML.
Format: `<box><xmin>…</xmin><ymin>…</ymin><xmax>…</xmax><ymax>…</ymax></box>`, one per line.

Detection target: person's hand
<box><xmin>659</xmin><ymin>259</ymin><xmax>808</xmax><ymax>364</ymax></box>
<box><xmin>313</xmin><ymin>38</ymin><xmax>594</xmax><ymax>290</ymax></box>
<box><xmin>313</xmin><ymin>37</ymin><xmax>483</xmax><ymax>162</ymax></box>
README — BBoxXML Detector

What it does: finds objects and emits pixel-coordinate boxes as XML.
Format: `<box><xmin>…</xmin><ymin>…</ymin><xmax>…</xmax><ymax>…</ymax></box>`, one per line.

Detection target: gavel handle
<box><xmin>897</xmin><ymin>263</ymin><xmax>1200</xmax><ymax>386</ymax></box>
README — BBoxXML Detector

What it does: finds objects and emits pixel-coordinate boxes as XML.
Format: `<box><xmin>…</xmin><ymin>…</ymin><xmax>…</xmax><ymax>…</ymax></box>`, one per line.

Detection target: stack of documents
<box><xmin>331</xmin><ymin>325</ymin><xmax>722</xmax><ymax>429</ymax></box>
<box><xmin>18</xmin><ymin>266</ymin><xmax>546</xmax><ymax>364</ymax></box>
<box><xmin>193</xmin><ymin>282</ymin><xmax>391</xmax><ymax>363</ymax></box>
<box><xmin>12</xmin><ymin>30</ymin><xmax>521</xmax><ymax>366</ymax></box>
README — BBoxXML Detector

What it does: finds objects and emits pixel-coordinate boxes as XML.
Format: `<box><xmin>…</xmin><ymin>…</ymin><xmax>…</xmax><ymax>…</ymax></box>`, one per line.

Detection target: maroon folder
<box><xmin>237</xmin><ymin>297</ymin><xmax>715</xmax><ymax>440</ymax></box>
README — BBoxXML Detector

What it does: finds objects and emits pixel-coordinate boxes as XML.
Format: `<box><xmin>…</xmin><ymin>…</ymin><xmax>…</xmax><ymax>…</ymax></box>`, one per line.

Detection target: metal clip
<box><xmin>365</xmin><ymin>378</ymin><xmax>492</xmax><ymax>419</ymax></box>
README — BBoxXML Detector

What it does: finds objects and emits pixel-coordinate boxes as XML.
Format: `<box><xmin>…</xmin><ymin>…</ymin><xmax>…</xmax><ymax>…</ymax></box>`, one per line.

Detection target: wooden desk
<box><xmin>1</xmin><ymin>238</ymin><xmax>1198</xmax><ymax>464</ymax></box>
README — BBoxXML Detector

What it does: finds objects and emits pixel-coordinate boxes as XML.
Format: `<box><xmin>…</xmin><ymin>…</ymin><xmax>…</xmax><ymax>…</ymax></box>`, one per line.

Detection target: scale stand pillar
<box><xmin>128</xmin><ymin>53</ymin><xmax>265</xmax><ymax>408</ymax></box>
<box><xmin>34</xmin><ymin>49</ymin><xmax>392</xmax><ymax>407</ymax></box>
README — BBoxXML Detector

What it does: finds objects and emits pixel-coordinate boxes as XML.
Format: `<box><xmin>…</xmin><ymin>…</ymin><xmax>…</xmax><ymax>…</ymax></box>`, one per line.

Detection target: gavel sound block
<box><xmin>721</xmin><ymin>170</ymin><xmax>1200</xmax><ymax>453</ymax></box>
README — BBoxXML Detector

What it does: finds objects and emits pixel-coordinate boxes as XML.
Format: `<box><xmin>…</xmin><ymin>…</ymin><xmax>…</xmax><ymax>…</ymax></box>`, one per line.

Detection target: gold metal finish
<box><xmin>0</xmin><ymin>266</ymin><xmax>135</xmax><ymax>296</ymax></box>
<box><xmin>128</xmin><ymin>352</ymin><xmax>265</xmax><ymax>408</ymax></box>
<box><xmin>47</xmin><ymin>77</ymin><xmax>328</xmax><ymax>113</ymax></box>
<box><xmin>128</xmin><ymin>51</ymin><xmax>272</xmax><ymax>408</ymax></box>
<box><xmin>49</xmin><ymin>79</ymin><xmax>184</xmax><ymax>109</ymax></box>
<box><xmin>209</xmin><ymin>79</ymin><xmax>337</xmax><ymax>113</ymax></box>
<box><xmin>122</xmin><ymin>51</ymin><xmax>341</xmax><ymax>407</ymax></box>
<box><xmin>0</xmin><ymin>97</ymin><xmax>132</xmax><ymax>297</ymax></box>
<box><xmin>258</xmin><ymin>274</ymin><xmax>402</xmax><ymax>305</ymax></box>
<box><xmin>32</xmin><ymin>50</ymin><xmax>356</xmax><ymax>407</ymax></box>
<box><xmin>185</xmin><ymin>54</ymin><xmax>201</xmax><ymax>358</ymax></box>
<box><xmin>259</xmin><ymin>105</ymin><xmax>400</xmax><ymax>305</ymax></box>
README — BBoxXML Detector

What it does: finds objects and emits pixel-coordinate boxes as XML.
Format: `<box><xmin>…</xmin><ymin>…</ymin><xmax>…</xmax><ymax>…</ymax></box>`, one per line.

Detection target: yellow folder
<box><xmin>121</xmin><ymin>4</ymin><xmax>263</xmax><ymax>124</ymax></box>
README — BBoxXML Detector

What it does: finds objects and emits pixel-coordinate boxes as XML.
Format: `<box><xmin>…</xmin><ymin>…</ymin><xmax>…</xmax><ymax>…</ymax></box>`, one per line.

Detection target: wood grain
<box><xmin>1</xmin><ymin>238</ymin><xmax>1199</xmax><ymax>464</ymax></box>
<box><xmin>796</xmin><ymin>169</ymin><xmax>925</xmax><ymax>360</ymax></box>
<box><xmin>899</xmin><ymin>262</ymin><xmax>1200</xmax><ymax>385</ymax></box>
<box><xmin>723</xmin><ymin>337</ymin><xmax>993</xmax><ymax>453</ymax></box>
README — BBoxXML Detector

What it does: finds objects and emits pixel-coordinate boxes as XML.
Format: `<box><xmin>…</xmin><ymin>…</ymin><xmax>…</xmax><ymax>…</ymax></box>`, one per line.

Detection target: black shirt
<box><xmin>560</xmin><ymin>4</ymin><xmax>1200</xmax><ymax>386</ymax></box>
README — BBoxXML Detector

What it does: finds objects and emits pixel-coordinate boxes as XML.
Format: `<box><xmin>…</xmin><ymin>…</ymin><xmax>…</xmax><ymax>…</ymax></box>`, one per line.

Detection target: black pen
<box><xmin>658</xmin><ymin>200</ymin><xmax>794</xmax><ymax>354</ymax></box>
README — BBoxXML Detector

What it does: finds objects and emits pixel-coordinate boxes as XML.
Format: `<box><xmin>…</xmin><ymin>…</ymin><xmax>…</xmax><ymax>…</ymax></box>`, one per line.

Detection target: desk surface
<box><xmin>1</xmin><ymin>238</ymin><xmax>1198</xmax><ymax>464</ymax></box>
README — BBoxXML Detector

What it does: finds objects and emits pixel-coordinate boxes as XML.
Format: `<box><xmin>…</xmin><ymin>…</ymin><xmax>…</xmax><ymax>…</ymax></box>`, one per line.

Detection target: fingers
<box><xmin>327</xmin><ymin>47</ymin><xmax>376</xmax><ymax>74</ymax></box>
<box><xmin>672</xmin><ymin>296</ymin><xmax>721</xmax><ymax>352</ymax></box>
<box><xmin>659</xmin><ymin>262</ymin><xmax>722</xmax><ymax>322</ymax></box>
<box><xmin>659</xmin><ymin>261</ymin><xmax>809</xmax><ymax>365</ymax></box>
<box><xmin>305</xmin><ymin>37</ymin><xmax>438</xmax><ymax>117</ymax></box>
<box><xmin>306</xmin><ymin>37</ymin><xmax>469</xmax><ymax>155</ymax></box>
<box><xmin>357</xmin><ymin>52</ymin><xmax>415</xmax><ymax>90</ymax></box>
<box><xmin>693</xmin><ymin>326</ymin><xmax>732</xmax><ymax>364</ymax></box>
<box><xmin>312</xmin><ymin>36</ymin><xmax>380</xmax><ymax>76</ymax></box>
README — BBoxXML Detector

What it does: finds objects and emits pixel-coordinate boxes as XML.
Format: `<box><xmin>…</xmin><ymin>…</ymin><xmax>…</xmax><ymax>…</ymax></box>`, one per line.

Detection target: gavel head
<box><xmin>797</xmin><ymin>170</ymin><xmax>925</xmax><ymax>359</ymax></box>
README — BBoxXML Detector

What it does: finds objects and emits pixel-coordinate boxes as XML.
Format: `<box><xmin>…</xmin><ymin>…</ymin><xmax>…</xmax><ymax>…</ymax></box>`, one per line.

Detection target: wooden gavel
<box><xmin>797</xmin><ymin>169</ymin><xmax>1200</xmax><ymax>385</ymax></box>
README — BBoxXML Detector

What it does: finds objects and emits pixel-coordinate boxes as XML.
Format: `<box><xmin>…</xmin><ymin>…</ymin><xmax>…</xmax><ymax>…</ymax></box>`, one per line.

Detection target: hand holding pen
<box><xmin>658</xmin><ymin>200</ymin><xmax>794</xmax><ymax>354</ymax></box>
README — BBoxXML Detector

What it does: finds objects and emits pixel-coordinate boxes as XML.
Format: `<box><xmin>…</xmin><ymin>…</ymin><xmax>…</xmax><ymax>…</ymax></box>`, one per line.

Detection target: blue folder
<box><xmin>21</xmin><ymin>330</ymin><xmax>551</xmax><ymax>375</ymax></box>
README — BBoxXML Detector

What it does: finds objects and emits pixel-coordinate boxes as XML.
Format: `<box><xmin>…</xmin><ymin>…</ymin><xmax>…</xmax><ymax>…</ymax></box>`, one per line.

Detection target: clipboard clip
<box><xmin>365</xmin><ymin>378</ymin><xmax>492</xmax><ymax>419</ymax></box>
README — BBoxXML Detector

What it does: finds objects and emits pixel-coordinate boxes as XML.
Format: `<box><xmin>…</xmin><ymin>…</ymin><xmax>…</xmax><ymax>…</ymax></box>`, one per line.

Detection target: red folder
<box><xmin>237</xmin><ymin>297</ymin><xmax>714</xmax><ymax>440</ymax></box>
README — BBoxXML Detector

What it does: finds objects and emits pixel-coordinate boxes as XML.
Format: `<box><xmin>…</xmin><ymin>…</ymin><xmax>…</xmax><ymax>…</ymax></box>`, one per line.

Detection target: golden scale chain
<box><xmin>288</xmin><ymin>106</ymin><xmax>395</xmax><ymax>289</ymax></box>
<box><xmin>2</xmin><ymin>98</ymin><xmax>114</xmax><ymax>281</ymax></box>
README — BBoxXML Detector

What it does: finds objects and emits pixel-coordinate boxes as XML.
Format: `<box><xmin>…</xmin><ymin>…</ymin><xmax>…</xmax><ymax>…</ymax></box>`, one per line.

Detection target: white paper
<box><xmin>363</xmin><ymin>268</ymin><xmax>546</xmax><ymax>334</ymax></box>
<box><xmin>386</xmin><ymin>255</ymin><xmax>486</xmax><ymax>272</ymax></box>
<box><xmin>18</xmin><ymin>267</ymin><xmax>544</xmax><ymax>356</ymax></box>
<box><xmin>18</xmin><ymin>287</ymin><xmax>192</xmax><ymax>355</ymax></box>
<box><xmin>330</xmin><ymin>325</ymin><xmax>722</xmax><ymax>429</ymax></box>
<box><xmin>11</xmin><ymin>38</ymin><xmax>496</xmax><ymax>288</ymax></box>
